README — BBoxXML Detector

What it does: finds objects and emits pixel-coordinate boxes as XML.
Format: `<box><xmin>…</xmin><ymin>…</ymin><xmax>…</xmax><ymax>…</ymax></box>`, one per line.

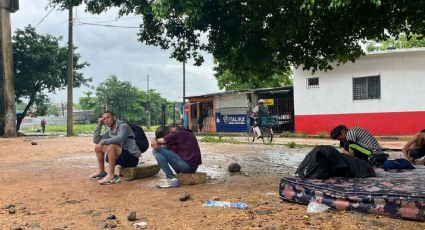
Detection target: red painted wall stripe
<box><xmin>295</xmin><ymin>111</ymin><xmax>425</xmax><ymax>135</ymax></box>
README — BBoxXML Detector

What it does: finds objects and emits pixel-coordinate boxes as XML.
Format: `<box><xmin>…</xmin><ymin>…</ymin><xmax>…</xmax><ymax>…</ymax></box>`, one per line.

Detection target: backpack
<box><xmin>122</xmin><ymin>123</ymin><xmax>149</xmax><ymax>153</ymax></box>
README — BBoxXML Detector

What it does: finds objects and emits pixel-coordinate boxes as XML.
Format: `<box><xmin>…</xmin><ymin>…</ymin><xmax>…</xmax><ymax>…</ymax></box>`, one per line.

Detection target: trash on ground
<box><xmin>306</xmin><ymin>201</ymin><xmax>330</xmax><ymax>213</ymax></box>
<box><xmin>133</xmin><ymin>221</ymin><xmax>147</xmax><ymax>229</ymax></box>
<box><xmin>203</xmin><ymin>200</ymin><xmax>248</xmax><ymax>209</ymax></box>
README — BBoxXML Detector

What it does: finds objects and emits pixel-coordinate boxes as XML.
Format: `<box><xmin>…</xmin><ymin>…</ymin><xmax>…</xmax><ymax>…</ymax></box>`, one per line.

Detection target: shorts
<box><xmin>409</xmin><ymin>146</ymin><xmax>425</xmax><ymax>159</ymax></box>
<box><xmin>106</xmin><ymin>149</ymin><xmax>139</xmax><ymax>167</ymax></box>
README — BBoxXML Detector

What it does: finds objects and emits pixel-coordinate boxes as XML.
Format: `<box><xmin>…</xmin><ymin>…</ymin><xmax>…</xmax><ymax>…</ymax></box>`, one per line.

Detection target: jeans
<box><xmin>409</xmin><ymin>146</ymin><xmax>425</xmax><ymax>159</ymax></box>
<box><xmin>152</xmin><ymin>147</ymin><xmax>197</xmax><ymax>179</ymax></box>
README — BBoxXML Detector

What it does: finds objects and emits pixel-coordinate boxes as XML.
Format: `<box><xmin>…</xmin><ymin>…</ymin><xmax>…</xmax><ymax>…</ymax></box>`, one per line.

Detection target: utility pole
<box><xmin>66</xmin><ymin>6</ymin><xmax>73</xmax><ymax>137</ymax></box>
<box><xmin>183</xmin><ymin>61</ymin><xmax>186</xmax><ymax>104</ymax></box>
<box><xmin>0</xmin><ymin>0</ymin><xmax>18</xmax><ymax>137</ymax></box>
<box><xmin>146</xmin><ymin>74</ymin><xmax>151</xmax><ymax>130</ymax></box>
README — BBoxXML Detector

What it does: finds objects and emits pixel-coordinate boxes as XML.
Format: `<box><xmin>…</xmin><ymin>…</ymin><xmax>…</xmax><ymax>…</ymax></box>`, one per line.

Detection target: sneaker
<box><xmin>156</xmin><ymin>178</ymin><xmax>180</xmax><ymax>188</ymax></box>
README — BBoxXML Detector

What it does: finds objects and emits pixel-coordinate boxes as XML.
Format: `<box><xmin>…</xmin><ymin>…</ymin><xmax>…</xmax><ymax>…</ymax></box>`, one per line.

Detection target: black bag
<box><xmin>125</xmin><ymin>123</ymin><xmax>149</xmax><ymax>153</ymax></box>
<box><xmin>296</xmin><ymin>145</ymin><xmax>340</xmax><ymax>179</ymax></box>
<box><xmin>296</xmin><ymin>145</ymin><xmax>376</xmax><ymax>179</ymax></box>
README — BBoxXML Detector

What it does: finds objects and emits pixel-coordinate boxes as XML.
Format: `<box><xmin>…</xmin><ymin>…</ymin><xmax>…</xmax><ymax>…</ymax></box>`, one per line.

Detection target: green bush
<box><xmin>280</xmin><ymin>131</ymin><xmax>294</xmax><ymax>137</ymax></box>
<box><xmin>287</xmin><ymin>141</ymin><xmax>297</xmax><ymax>148</ymax></box>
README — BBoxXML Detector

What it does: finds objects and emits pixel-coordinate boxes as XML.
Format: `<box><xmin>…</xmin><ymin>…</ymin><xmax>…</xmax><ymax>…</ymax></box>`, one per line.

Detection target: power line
<box><xmin>74</xmin><ymin>22</ymin><xmax>139</xmax><ymax>29</ymax></box>
<box><xmin>35</xmin><ymin>7</ymin><xmax>55</xmax><ymax>28</ymax></box>
<box><xmin>76</xmin><ymin>17</ymin><xmax>140</xmax><ymax>24</ymax></box>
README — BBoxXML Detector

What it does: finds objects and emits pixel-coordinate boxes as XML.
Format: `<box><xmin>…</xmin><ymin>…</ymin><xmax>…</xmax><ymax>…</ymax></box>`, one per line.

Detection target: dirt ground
<box><xmin>0</xmin><ymin>136</ymin><xmax>424</xmax><ymax>230</ymax></box>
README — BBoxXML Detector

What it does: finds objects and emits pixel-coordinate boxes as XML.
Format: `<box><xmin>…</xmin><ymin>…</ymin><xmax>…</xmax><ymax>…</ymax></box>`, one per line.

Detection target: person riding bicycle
<box><xmin>250</xmin><ymin>99</ymin><xmax>270</xmax><ymax>138</ymax></box>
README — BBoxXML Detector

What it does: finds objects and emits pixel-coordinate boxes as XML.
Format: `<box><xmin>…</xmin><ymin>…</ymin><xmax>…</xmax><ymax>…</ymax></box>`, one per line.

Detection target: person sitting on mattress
<box><xmin>330</xmin><ymin>125</ymin><xmax>383</xmax><ymax>161</ymax></box>
<box><xmin>402</xmin><ymin>129</ymin><xmax>425</xmax><ymax>164</ymax></box>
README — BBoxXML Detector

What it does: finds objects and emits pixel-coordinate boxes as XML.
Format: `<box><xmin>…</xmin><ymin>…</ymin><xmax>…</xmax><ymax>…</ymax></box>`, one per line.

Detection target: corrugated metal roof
<box><xmin>185</xmin><ymin>86</ymin><xmax>293</xmax><ymax>99</ymax></box>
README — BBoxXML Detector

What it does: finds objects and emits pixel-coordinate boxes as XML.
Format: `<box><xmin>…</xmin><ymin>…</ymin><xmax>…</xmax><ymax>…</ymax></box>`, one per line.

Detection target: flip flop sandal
<box><xmin>89</xmin><ymin>171</ymin><xmax>107</xmax><ymax>180</ymax></box>
<box><xmin>99</xmin><ymin>175</ymin><xmax>121</xmax><ymax>185</ymax></box>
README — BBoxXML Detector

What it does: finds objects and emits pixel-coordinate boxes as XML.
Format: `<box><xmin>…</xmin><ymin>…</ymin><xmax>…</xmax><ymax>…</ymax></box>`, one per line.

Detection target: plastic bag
<box><xmin>203</xmin><ymin>200</ymin><xmax>248</xmax><ymax>209</ymax></box>
<box><xmin>306</xmin><ymin>201</ymin><xmax>330</xmax><ymax>213</ymax></box>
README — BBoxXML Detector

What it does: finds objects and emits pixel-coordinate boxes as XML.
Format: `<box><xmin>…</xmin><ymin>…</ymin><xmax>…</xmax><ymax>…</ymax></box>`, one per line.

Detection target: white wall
<box><xmin>294</xmin><ymin>50</ymin><xmax>425</xmax><ymax>115</ymax></box>
<box><xmin>215</xmin><ymin>93</ymin><xmax>249</xmax><ymax>114</ymax></box>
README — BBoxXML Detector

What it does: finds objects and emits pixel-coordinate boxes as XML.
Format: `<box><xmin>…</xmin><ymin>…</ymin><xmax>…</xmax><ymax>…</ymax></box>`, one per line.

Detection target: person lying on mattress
<box><xmin>330</xmin><ymin>125</ymin><xmax>383</xmax><ymax>161</ymax></box>
<box><xmin>403</xmin><ymin>129</ymin><xmax>425</xmax><ymax>164</ymax></box>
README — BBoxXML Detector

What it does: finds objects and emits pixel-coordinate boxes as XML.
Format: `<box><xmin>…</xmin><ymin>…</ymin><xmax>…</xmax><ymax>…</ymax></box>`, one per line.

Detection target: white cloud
<box><xmin>11</xmin><ymin>0</ymin><xmax>221</xmax><ymax>102</ymax></box>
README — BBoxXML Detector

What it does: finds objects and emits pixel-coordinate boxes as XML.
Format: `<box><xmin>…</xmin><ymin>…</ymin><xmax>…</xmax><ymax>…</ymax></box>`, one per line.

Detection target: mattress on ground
<box><xmin>279</xmin><ymin>166</ymin><xmax>425</xmax><ymax>221</ymax></box>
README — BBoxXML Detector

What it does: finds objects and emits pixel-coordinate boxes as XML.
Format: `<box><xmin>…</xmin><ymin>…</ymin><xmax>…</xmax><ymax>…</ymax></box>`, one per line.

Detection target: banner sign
<box><xmin>215</xmin><ymin>113</ymin><xmax>248</xmax><ymax>132</ymax></box>
<box><xmin>263</xmin><ymin>99</ymin><xmax>274</xmax><ymax>106</ymax></box>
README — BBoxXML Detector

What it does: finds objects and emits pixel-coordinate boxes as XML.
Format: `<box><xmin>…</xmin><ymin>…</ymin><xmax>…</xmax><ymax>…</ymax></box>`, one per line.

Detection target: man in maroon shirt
<box><xmin>151</xmin><ymin>125</ymin><xmax>202</xmax><ymax>188</ymax></box>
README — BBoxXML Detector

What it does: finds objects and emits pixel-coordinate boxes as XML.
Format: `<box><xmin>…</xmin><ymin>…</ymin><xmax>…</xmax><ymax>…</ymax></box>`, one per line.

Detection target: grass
<box><xmin>286</xmin><ymin>141</ymin><xmax>297</xmax><ymax>148</ymax></box>
<box><xmin>280</xmin><ymin>131</ymin><xmax>295</xmax><ymax>137</ymax></box>
<box><xmin>316</xmin><ymin>131</ymin><xmax>328</xmax><ymax>139</ymax></box>
<box><xmin>200</xmin><ymin>135</ymin><xmax>243</xmax><ymax>144</ymax></box>
<box><xmin>21</xmin><ymin>123</ymin><xmax>159</xmax><ymax>135</ymax></box>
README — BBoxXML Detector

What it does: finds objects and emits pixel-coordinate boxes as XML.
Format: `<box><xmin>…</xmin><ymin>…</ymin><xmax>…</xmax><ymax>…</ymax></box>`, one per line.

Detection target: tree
<box><xmin>95</xmin><ymin>75</ymin><xmax>145</xmax><ymax>123</ymax></box>
<box><xmin>50</xmin><ymin>0</ymin><xmax>425</xmax><ymax>81</ymax></box>
<box><xmin>78</xmin><ymin>91</ymin><xmax>97</xmax><ymax>110</ymax></box>
<box><xmin>367</xmin><ymin>33</ymin><xmax>425</xmax><ymax>52</ymax></box>
<box><xmin>13</xmin><ymin>26</ymin><xmax>90</xmax><ymax>131</ymax></box>
<box><xmin>92</xmin><ymin>75</ymin><xmax>172</xmax><ymax>125</ymax></box>
<box><xmin>217</xmin><ymin>69</ymin><xmax>292</xmax><ymax>91</ymax></box>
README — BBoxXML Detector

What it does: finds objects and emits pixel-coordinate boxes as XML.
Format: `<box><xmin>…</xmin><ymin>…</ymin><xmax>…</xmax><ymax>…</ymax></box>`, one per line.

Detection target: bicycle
<box><xmin>247</xmin><ymin>116</ymin><xmax>276</xmax><ymax>143</ymax></box>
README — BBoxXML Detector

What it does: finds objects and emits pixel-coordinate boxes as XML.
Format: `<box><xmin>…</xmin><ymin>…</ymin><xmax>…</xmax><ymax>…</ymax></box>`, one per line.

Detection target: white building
<box><xmin>293</xmin><ymin>48</ymin><xmax>425</xmax><ymax>135</ymax></box>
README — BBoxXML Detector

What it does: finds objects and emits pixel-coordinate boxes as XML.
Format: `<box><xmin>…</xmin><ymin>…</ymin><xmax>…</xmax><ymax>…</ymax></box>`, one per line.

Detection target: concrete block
<box><xmin>177</xmin><ymin>172</ymin><xmax>207</xmax><ymax>185</ymax></box>
<box><xmin>119</xmin><ymin>163</ymin><xmax>160</xmax><ymax>181</ymax></box>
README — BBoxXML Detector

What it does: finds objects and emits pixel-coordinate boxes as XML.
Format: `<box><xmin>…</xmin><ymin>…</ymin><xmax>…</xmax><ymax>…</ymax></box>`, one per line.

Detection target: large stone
<box><xmin>119</xmin><ymin>163</ymin><xmax>160</xmax><ymax>181</ymax></box>
<box><xmin>177</xmin><ymin>172</ymin><xmax>207</xmax><ymax>185</ymax></box>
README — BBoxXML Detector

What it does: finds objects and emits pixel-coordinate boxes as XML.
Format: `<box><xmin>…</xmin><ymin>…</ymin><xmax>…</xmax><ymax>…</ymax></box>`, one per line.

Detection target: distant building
<box><xmin>186</xmin><ymin>87</ymin><xmax>294</xmax><ymax>133</ymax></box>
<box><xmin>293</xmin><ymin>48</ymin><xmax>425</xmax><ymax>135</ymax></box>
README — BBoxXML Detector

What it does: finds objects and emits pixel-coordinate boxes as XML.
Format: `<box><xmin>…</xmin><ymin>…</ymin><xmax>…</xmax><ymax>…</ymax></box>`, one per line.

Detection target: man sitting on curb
<box><xmin>330</xmin><ymin>125</ymin><xmax>383</xmax><ymax>161</ymax></box>
<box><xmin>91</xmin><ymin>111</ymin><xmax>141</xmax><ymax>185</ymax></box>
<box><xmin>403</xmin><ymin>129</ymin><xmax>425</xmax><ymax>164</ymax></box>
<box><xmin>151</xmin><ymin>125</ymin><xmax>202</xmax><ymax>188</ymax></box>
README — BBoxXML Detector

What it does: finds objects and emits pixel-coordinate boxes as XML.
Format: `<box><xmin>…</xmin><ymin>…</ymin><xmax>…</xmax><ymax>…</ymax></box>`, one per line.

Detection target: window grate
<box><xmin>353</xmin><ymin>75</ymin><xmax>380</xmax><ymax>100</ymax></box>
<box><xmin>307</xmin><ymin>77</ymin><xmax>319</xmax><ymax>89</ymax></box>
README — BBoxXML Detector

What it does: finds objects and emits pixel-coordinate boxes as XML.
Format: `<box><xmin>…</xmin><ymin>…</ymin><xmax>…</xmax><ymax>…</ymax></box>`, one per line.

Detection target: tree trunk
<box><xmin>16</xmin><ymin>94</ymin><xmax>36</xmax><ymax>132</ymax></box>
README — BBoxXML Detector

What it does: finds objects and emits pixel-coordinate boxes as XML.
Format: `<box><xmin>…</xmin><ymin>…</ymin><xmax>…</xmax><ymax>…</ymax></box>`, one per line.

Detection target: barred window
<box><xmin>353</xmin><ymin>75</ymin><xmax>380</xmax><ymax>100</ymax></box>
<box><xmin>307</xmin><ymin>77</ymin><xmax>319</xmax><ymax>88</ymax></box>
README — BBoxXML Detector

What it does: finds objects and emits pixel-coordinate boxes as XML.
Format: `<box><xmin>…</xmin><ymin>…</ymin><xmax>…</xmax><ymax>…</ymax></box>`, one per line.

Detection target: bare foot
<box><xmin>98</xmin><ymin>175</ymin><xmax>114</xmax><ymax>184</ymax></box>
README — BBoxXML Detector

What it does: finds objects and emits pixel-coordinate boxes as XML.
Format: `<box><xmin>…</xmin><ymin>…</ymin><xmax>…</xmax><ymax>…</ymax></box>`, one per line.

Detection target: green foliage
<box><xmin>316</xmin><ymin>132</ymin><xmax>328</xmax><ymax>139</ymax></box>
<box><xmin>280</xmin><ymin>131</ymin><xmax>295</xmax><ymax>138</ymax></box>
<box><xmin>33</xmin><ymin>95</ymin><xmax>50</xmax><ymax>116</ymax></box>
<box><xmin>79</xmin><ymin>75</ymin><xmax>172</xmax><ymax>125</ymax></box>
<box><xmin>21</xmin><ymin>123</ymin><xmax>98</xmax><ymax>134</ymax></box>
<box><xmin>367</xmin><ymin>33</ymin><xmax>425</xmax><ymax>52</ymax></box>
<box><xmin>286</xmin><ymin>141</ymin><xmax>297</xmax><ymax>148</ymax></box>
<box><xmin>217</xmin><ymin>69</ymin><xmax>293</xmax><ymax>91</ymax></box>
<box><xmin>50</xmin><ymin>1</ymin><xmax>425</xmax><ymax>82</ymax></box>
<box><xmin>78</xmin><ymin>92</ymin><xmax>97</xmax><ymax>110</ymax></box>
<box><xmin>13</xmin><ymin>25</ymin><xmax>90</xmax><ymax>131</ymax></box>
<box><xmin>48</xmin><ymin>0</ymin><xmax>83</xmax><ymax>9</ymax></box>
<box><xmin>47</xmin><ymin>104</ymin><xmax>60</xmax><ymax>116</ymax></box>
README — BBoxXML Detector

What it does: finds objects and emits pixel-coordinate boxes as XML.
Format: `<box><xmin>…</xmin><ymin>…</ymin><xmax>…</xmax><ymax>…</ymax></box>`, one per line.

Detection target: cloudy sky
<box><xmin>11</xmin><ymin>0</ymin><xmax>220</xmax><ymax>103</ymax></box>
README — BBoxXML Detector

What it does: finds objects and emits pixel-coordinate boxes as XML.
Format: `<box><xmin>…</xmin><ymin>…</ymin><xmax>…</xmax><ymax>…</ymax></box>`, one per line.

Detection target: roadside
<box><xmin>0</xmin><ymin>136</ymin><xmax>422</xmax><ymax>229</ymax></box>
